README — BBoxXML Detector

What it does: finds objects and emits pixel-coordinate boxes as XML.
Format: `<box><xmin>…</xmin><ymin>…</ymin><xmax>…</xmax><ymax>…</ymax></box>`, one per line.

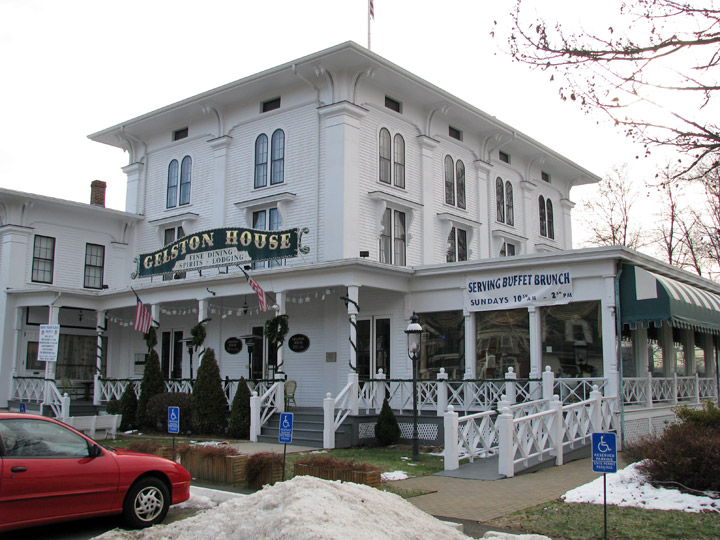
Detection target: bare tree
<box><xmin>580</xmin><ymin>164</ymin><xmax>646</xmax><ymax>249</ymax></box>
<box><xmin>497</xmin><ymin>0</ymin><xmax>720</xmax><ymax>176</ymax></box>
<box><xmin>690</xmin><ymin>165</ymin><xmax>720</xmax><ymax>277</ymax></box>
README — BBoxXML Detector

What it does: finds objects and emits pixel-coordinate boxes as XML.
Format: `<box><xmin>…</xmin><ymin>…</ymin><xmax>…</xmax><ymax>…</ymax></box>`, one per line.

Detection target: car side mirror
<box><xmin>88</xmin><ymin>443</ymin><xmax>103</xmax><ymax>458</ymax></box>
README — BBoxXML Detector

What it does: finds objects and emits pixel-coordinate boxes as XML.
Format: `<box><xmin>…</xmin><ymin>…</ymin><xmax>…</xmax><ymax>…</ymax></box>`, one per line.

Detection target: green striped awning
<box><xmin>620</xmin><ymin>265</ymin><xmax>720</xmax><ymax>335</ymax></box>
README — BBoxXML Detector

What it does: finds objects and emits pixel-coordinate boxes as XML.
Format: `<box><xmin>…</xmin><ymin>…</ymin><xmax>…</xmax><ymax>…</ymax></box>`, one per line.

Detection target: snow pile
<box><xmin>563</xmin><ymin>462</ymin><xmax>720</xmax><ymax>513</ymax></box>
<box><xmin>481</xmin><ymin>534</ymin><xmax>551</xmax><ymax>540</ymax></box>
<box><xmin>94</xmin><ymin>476</ymin><xmax>473</xmax><ymax>540</ymax></box>
<box><xmin>381</xmin><ymin>470</ymin><xmax>410</xmax><ymax>481</ymax></box>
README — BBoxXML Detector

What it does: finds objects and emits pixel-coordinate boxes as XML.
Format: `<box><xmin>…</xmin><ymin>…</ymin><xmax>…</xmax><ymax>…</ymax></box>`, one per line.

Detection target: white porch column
<box><xmin>347</xmin><ymin>286</ymin><xmax>359</xmax><ymax>371</ymax></box>
<box><xmin>682</xmin><ymin>329</ymin><xmax>695</xmax><ymax>375</ymax></box>
<box><xmin>528</xmin><ymin>306</ymin><xmax>543</xmax><ymax>379</ymax></box>
<box><xmin>703</xmin><ymin>334</ymin><xmax>715</xmax><ymax>377</ymax></box>
<box><xmin>634</xmin><ymin>327</ymin><xmax>650</xmax><ymax>376</ymax></box>
<box><xmin>661</xmin><ymin>323</ymin><xmax>675</xmax><ymax>377</ymax></box>
<box><xmin>463</xmin><ymin>311</ymin><xmax>476</xmax><ymax>379</ymax></box>
<box><xmin>276</xmin><ymin>291</ymin><xmax>286</xmax><ymax>373</ymax></box>
<box><xmin>601</xmin><ymin>275</ymin><xmax>619</xmax><ymax>398</ymax></box>
<box><xmin>94</xmin><ymin>310</ymin><xmax>106</xmax><ymax>405</ymax></box>
<box><xmin>44</xmin><ymin>305</ymin><xmax>61</xmax><ymax>383</ymax></box>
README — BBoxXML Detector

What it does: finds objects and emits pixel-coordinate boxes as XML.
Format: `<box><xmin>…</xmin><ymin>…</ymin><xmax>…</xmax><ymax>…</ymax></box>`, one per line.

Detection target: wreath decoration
<box><xmin>265</xmin><ymin>314</ymin><xmax>290</xmax><ymax>347</ymax></box>
<box><xmin>191</xmin><ymin>318</ymin><xmax>212</xmax><ymax>349</ymax></box>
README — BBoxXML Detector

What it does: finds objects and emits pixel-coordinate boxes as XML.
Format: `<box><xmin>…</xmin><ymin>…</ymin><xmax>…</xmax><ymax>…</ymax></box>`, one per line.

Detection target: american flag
<box><xmin>134</xmin><ymin>299</ymin><xmax>153</xmax><ymax>334</ymax></box>
<box><xmin>242</xmin><ymin>268</ymin><xmax>268</xmax><ymax>312</ymax></box>
<box><xmin>369</xmin><ymin>0</ymin><xmax>374</xmax><ymax>19</ymax></box>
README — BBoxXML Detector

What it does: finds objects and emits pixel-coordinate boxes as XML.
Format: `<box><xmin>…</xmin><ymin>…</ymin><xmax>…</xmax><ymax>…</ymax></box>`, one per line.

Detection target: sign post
<box><xmin>278</xmin><ymin>412</ymin><xmax>294</xmax><ymax>481</ymax></box>
<box><xmin>592</xmin><ymin>432</ymin><xmax>617</xmax><ymax>540</ymax></box>
<box><xmin>168</xmin><ymin>406</ymin><xmax>180</xmax><ymax>455</ymax></box>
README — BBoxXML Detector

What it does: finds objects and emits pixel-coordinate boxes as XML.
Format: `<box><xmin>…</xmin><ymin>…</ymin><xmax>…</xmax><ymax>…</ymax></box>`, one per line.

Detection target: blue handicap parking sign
<box><xmin>168</xmin><ymin>406</ymin><xmax>180</xmax><ymax>434</ymax></box>
<box><xmin>278</xmin><ymin>412</ymin><xmax>294</xmax><ymax>444</ymax></box>
<box><xmin>19</xmin><ymin>402</ymin><xmax>26</xmax><ymax>413</ymax></box>
<box><xmin>592</xmin><ymin>432</ymin><xmax>617</xmax><ymax>473</ymax></box>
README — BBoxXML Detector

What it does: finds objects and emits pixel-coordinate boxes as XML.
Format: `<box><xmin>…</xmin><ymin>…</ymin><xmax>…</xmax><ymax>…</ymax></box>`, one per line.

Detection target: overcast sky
<box><xmin>1</xmin><ymin>0</ymin><xmax>653</xmax><ymax>216</ymax></box>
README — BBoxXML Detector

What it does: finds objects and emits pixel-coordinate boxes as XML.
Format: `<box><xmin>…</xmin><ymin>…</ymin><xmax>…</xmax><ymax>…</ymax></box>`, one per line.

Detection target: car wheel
<box><xmin>122</xmin><ymin>477</ymin><xmax>170</xmax><ymax>528</ymax></box>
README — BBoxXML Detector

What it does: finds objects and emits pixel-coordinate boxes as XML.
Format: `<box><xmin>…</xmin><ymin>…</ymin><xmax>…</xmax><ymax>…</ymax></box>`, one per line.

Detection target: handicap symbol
<box><xmin>597</xmin><ymin>435</ymin><xmax>611</xmax><ymax>453</ymax></box>
<box><xmin>170</xmin><ymin>410</ymin><xmax>178</xmax><ymax>420</ymax></box>
<box><xmin>282</xmin><ymin>416</ymin><xmax>291</xmax><ymax>429</ymax></box>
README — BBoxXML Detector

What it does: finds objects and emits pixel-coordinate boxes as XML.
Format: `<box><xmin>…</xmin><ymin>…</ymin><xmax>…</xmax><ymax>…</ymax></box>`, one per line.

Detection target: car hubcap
<box><xmin>134</xmin><ymin>486</ymin><xmax>164</xmax><ymax>522</ymax></box>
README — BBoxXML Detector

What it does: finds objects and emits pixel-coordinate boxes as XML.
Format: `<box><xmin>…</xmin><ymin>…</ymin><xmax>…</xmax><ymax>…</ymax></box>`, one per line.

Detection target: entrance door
<box><xmin>161</xmin><ymin>330</ymin><xmax>183</xmax><ymax>379</ymax></box>
<box><xmin>249</xmin><ymin>326</ymin><xmax>278</xmax><ymax>380</ymax></box>
<box><xmin>356</xmin><ymin>317</ymin><xmax>390</xmax><ymax>379</ymax></box>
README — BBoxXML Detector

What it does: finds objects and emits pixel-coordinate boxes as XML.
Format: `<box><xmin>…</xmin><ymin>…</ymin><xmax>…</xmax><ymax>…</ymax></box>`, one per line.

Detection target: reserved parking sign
<box><xmin>592</xmin><ymin>432</ymin><xmax>617</xmax><ymax>473</ymax></box>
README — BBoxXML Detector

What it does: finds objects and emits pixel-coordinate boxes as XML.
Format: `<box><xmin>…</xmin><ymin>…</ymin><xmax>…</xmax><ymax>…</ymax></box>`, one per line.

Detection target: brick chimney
<box><xmin>90</xmin><ymin>180</ymin><xmax>107</xmax><ymax>207</ymax></box>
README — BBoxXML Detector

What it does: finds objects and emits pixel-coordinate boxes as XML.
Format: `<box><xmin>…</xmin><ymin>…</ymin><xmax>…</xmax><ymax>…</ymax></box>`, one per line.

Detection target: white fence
<box><xmin>623</xmin><ymin>373</ymin><xmax>718</xmax><ymax>407</ymax></box>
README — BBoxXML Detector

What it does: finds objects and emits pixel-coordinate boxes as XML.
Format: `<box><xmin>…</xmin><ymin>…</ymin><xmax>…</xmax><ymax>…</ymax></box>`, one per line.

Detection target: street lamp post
<box><xmin>405</xmin><ymin>313</ymin><xmax>423</xmax><ymax>461</ymax></box>
<box><xmin>179</xmin><ymin>338</ymin><xmax>195</xmax><ymax>380</ymax></box>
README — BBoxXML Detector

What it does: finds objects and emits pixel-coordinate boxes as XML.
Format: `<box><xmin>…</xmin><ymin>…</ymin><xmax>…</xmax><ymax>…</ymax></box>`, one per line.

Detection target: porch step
<box><xmin>7</xmin><ymin>399</ymin><xmax>106</xmax><ymax>418</ymax></box>
<box><xmin>256</xmin><ymin>408</ymin><xmax>351</xmax><ymax>448</ymax></box>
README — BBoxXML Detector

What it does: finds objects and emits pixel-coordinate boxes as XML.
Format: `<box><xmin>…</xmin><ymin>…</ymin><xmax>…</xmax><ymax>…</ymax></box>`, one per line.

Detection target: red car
<box><xmin>0</xmin><ymin>412</ymin><xmax>191</xmax><ymax>532</ymax></box>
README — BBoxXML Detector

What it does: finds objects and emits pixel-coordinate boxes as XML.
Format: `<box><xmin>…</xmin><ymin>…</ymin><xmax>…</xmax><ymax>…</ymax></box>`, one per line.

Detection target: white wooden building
<box><xmin>1</xmin><ymin>42</ymin><xmax>717</xmax><ymax>452</ymax></box>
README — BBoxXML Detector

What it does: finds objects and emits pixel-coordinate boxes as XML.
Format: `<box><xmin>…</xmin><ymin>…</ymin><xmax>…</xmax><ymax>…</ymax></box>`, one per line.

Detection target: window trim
<box><xmin>539</xmin><ymin>195</ymin><xmax>547</xmax><ymax>237</ymax></box>
<box><xmin>166</xmin><ymin>159</ymin><xmax>179</xmax><ymax>209</ymax></box>
<box><xmin>393</xmin><ymin>133</ymin><xmax>405</xmax><ymax>189</ymax></box>
<box><xmin>270</xmin><ymin>129</ymin><xmax>285</xmax><ymax>185</ymax></box>
<box><xmin>83</xmin><ymin>243</ymin><xmax>105</xmax><ymax>289</ymax></box>
<box><xmin>31</xmin><ymin>235</ymin><xmax>55</xmax><ymax>284</ymax></box>
<box><xmin>179</xmin><ymin>156</ymin><xmax>192</xmax><ymax>206</ymax></box>
<box><xmin>379</xmin><ymin>128</ymin><xmax>391</xmax><ymax>185</ymax></box>
<box><xmin>167</xmin><ymin>156</ymin><xmax>192</xmax><ymax>208</ymax></box>
<box><xmin>445</xmin><ymin>155</ymin><xmax>455</xmax><ymax>206</ymax></box>
<box><xmin>254</xmin><ymin>134</ymin><xmax>269</xmax><ymax>189</ymax></box>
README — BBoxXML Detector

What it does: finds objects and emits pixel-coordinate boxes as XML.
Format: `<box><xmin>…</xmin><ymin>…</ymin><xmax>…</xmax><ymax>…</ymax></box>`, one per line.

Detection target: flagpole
<box><xmin>368</xmin><ymin>0</ymin><xmax>372</xmax><ymax>50</ymax></box>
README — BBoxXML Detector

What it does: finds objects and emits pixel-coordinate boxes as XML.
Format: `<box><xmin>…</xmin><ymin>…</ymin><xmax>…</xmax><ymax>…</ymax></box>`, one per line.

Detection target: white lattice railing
<box><xmin>554</xmin><ymin>377</ymin><xmax>607</xmax><ymax>402</ymax></box>
<box><xmin>622</xmin><ymin>373</ymin><xmax>718</xmax><ymax>408</ymax></box>
<box><xmin>451</xmin><ymin>408</ymin><xmax>498</xmax><ymax>467</ymax></box>
<box><xmin>249</xmin><ymin>381</ymin><xmax>283</xmax><ymax>442</ymax></box>
<box><xmin>12</xmin><ymin>377</ymin><xmax>46</xmax><ymax>402</ymax></box>
<box><xmin>45</xmin><ymin>381</ymin><xmax>70</xmax><ymax>420</ymax></box>
<box><xmin>323</xmin><ymin>374</ymin><xmax>359</xmax><ymax>449</ymax></box>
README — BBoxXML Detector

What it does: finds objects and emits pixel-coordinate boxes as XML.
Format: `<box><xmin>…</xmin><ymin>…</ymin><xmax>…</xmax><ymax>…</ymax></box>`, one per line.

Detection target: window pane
<box><xmin>84</xmin><ymin>244</ymin><xmax>104</xmax><ymax>289</ymax></box>
<box><xmin>393</xmin><ymin>134</ymin><xmax>405</xmax><ymax>188</ymax></box>
<box><xmin>444</xmin><ymin>156</ymin><xmax>455</xmax><ymax>205</ymax></box>
<box><xmin>476</xmin><ymin>309</ymin><xmax>530</xmax><ymax>378</ymax></box>
<box><xmin>446</xmin><ymin>227</ymin><xmax>456</xmax><ymax>263</ymax></box>
<box><xmin>379</xmin><ymin>129</ymin><xmax>391</xmax><ymax>184</ymax></box>
<box><xmin>456</xmin><ymin>160</ymin><xmax>466</xmax><ymax>209</ymax></box>
<box><xmin>179</xmin><ymin>156</ymin><xmax>192</xmax><ymax>205</ymax></box>
<box><xmin>167</xmin><ymin>160</ymin><xmax>178</xmax><ymax>208</ymax></box>
<box><xmin>270</xmin><ymin>130</ymin><xmax>285</xmax><ymax>185</ymax></box>
<box><xmin>506</xmin><ymin>182</ymin><xmax>514</xmax><ymax>226</ymax></box>
<box><xmin>496</xmin><ymin>177</ymin><xmax>505</xmax><ymax>223</ymax></box>
<box><xmin>539</xmin><ymin>196</ymin><xmax>547</xmax><ymax>237</ymax></box>
<box><xmin>379</xmin><ymin>208</ymin><xmax>391</xmax><ymax>263</ymax></box>
<box><xmin>457</xmin><ymin>228</ymin><xmax>467</xmax><ymax>261</ymax></box>
<box><xmin>419</xmin><ymin>311</ymin><xmax>465</xmax><ymax>379</ymax></box>
<box><xmin>254</xmin><ymin>134</ymin><xmax>268</xmax><ymax>188</ymax></box>
<box><xmin>394</xmin><ymin>210</ymin><xmax>406</xmax><ymax>266</ymax></box>
<box><xmin>253</xmin><ymin>210</ymin><xmax>266</xmax><ymax>229</ymax></box>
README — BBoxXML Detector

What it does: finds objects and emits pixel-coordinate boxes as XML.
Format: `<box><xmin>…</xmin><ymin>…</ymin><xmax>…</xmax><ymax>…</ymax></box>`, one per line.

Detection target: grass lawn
<box><xmin>487</xmin><ymin>499</ymin><xmax>720</xmax><ymax>540</ymax></box>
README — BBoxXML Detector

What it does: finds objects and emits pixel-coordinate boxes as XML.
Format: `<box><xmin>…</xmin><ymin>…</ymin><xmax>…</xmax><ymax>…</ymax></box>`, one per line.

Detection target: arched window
<box><xmin>379</xmin><ymin>128</ymin><xmax>391</xmax><ymax>184</ymax></box>
<box><xmin>166</xmin><ymin>159</ymin><xmax>179</xmax><ymax>208</ymax></box>
<box><xmin>179</xmin><ymin>156</ymin><xmax>192</xmax><ymax>205</ymax></box>
<box><xmin>546</xmin><ymin>199</ymin><xmax>554</xmax><ymax>239</ymax></box>
<box><xmin>270</xmin><ymin>129</ymin><xmax>285</xmax><ymax>185</ymax></box>
<box><xmin>539</xmin><ymin>195</ymin><xmax>547</xmax><ymax>237</ymax></box>
<box><xmin>496</xmin><ymin>177</ymin><xmax>505</xmax><ymax>223</ymax></box>
<box><xmin>445</xmin><ymin>155</ymin><xmax>455</xmax><ymax>205</ymax></box>
<box><xmin>505</xmin><ymin>181</ymin><xmax>514</xmax><ymax>226</ymax></box>
<box><xmin>456</xmin><ymin>160</ymin><xmax>466</xmax><ymax>209</ymax></box>
<box><xmin>254</xmin><ymin>134</ymin><xmax>268</xmax><ymax>188</ymax></box>
<box><xmin>393</xmin><ymin>134</ymin><xmax>405</xmax><ymax>188</ymax></box>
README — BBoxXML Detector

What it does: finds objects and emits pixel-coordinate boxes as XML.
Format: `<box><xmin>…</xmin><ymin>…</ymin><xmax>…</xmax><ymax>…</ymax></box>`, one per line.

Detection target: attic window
<box><xmin>262</xmin><ymin>97</ymin><xmax>281</xmax><ymax>113</ymax></box>
<box><xmin>499</xmin><ymin>151</ymin><xmax>510</xmax><ymax>164</ymax></box>
<box><xmin>449</xmin><ymin>126</ymin><xmax>462</xmax><ymax>141</ymax></box>
<box><xmin>173</xmin><ymin>127</ymin><xmax>189</xmax><ymax>141</ymax></box>
<box><xmin>541</xmin><ymin>171</ymin><xmax>551</xmax><ymax>183</ymax></box>
<box><xmin>385</xmin><ymin>96</ymin><xmax>402</xmax><ymax>113</ymax></box>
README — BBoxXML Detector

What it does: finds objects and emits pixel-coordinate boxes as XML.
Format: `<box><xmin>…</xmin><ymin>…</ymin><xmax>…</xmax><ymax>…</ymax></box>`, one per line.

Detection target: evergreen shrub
<box><xmin>136</xmin><ymin>349</ymin><xmax>165</xmax><ymax>430</ymax></box>
<box><xmin>118</xmin><ymin>381</ymin><xmax>138</xmax><ymax>431</ymax></box>
<box><xmin>190</xmin><ymin>348</ymin><xmax>228</xmax><ymax>435</ymax></box>
<box><xmin>229</xmin><ymin>377</ymin><xmax>251</xmax><ymax>439</ymax></box>
<box><xmin>375</xmin><ymin>397</ymin><xmax>401</xmax><ymax>446</ymax></box>
<box><xmin>146</xmin><ymin>392</ymin><xmax>192</xmax><ymax>433</ymax></box>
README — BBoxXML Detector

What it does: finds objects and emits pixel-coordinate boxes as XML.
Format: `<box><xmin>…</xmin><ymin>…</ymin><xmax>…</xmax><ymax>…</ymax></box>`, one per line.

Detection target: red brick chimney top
<box><xmin>90</xmin><ymin>180</ymin><xmax>106</xmax><ymax>207</ymax></box>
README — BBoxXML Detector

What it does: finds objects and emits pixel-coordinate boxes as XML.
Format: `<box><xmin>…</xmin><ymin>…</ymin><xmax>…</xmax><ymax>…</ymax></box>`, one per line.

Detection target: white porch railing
<box><xmin>323</xmin><ymin>373</ymin><xmax>359</xmax><ymax>449</ymax></box>
<box><xmin>249</xmin><ymin>381</ymin><xmax>284</xmax><ymax>442</ymax></box>
<box><xmin>12</xmin><ymin>376</ymin><xmax>46</xmax><ymax>402</ymax></box>
<box><xmin>623</xmin><ymin>373</ymin><xmax>718</xmax><ymax>408</ymax></box>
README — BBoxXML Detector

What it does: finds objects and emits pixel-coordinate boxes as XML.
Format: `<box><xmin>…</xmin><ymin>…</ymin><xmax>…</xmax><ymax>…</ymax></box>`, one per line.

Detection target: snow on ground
<box><xmin>381</xmin><ymin>470</ymin><xmax>410</xmax><ymax>481</ymax></box>
<box><xmin>563</xmin><ymin>462</ymin><xmax>720</xmax><ymax>513</ymax></box>
<box><xmin>94</xmin><ymin>476</ymin><xmax>475</xmax><ymax>540</ymax></box>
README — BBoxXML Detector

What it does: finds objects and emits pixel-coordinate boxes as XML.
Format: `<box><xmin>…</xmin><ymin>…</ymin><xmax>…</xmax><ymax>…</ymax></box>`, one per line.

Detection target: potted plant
<box><xmin>176</xmin><ymin>444</ymin><xmax>248</xmax><ymax>484</ymax></box>
<box><xmin>245</xmin><ymin>451</ymin><xmax>283</xmax><ymax>489</ymax></box>
<box><xmin>293</xmin><ymin>455</ymin><xmax>381</xmax><ymax>488</ymax></box>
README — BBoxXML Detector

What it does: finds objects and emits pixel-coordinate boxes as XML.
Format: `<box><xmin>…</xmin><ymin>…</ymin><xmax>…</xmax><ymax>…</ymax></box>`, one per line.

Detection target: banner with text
<box><xmin>465</xmin><ymin>268</ymin><xmax>574</xmax><ymax>311</ymax></box>
<box><xmin>134</xmin><ymin>226</ymin><xmax>300</xmax><ymax>278</ymax></box>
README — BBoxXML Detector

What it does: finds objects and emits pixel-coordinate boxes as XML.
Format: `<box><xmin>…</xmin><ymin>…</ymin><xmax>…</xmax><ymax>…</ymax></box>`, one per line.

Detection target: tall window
<box><xmin>500</xmin><ymin>241</ymin><xmax>516</xmax><ymax>257</ymax></box>
<box><xmin>255</xmin><ymin>131</ymin><xmax>285</xmax><ymax>188</ymax></box>
<box><xmin>447</xmin><ymin>227</ymin><xmax>468</xmax><ymax>262</ymax></box>
<box><xmin>445</xmin><ymin>155</ymin><xmax>455</xmax><ymax>205</ymax></box>
<box><xmin>167</xmin><ymin>157</ymin><xmax>191</xmax><ymax>208</ymax></box>
<box><xmin>253</xmin><ymin>208</ymin><xmax>282</xmax><ymax>268</ymax></box>
<box><xmin>163</xmin><ymin>227</ymin><xmax>185</xmax><ymax>281</ymax></box>
<box><xmin>379</xmin><ymin>208</ymin><xmax>406</xmax><ymax>266</ymax></box>
<box><xmin>270</xmin><ymin>129</ymin><xmax>285</xmax><ymax>185</ymax></box>
<box><xmin>497</xmin><ymin>178</ymin><xmax>514</xmax><ymax>224</ymax></box>
<box><xmin>32</xmin><ymin>235</ymin><xmax>55</xmax><ymax>283</ymax></box>
<box><xmin>83</xmin><ymin>243</ymin><xmax>105</xmax><ymax>289</ymax></box>
<box><xmin>546</xmin><ymin>199</ymin><xmax>554</xmax><ymax>239</ymax></box>
<box><xmin>456</xmin><ymin>160</ymin><xmax>466</xmax><ymax>209</ymax></box>
<box><xmin>379</xmin><ymin>128</ymin><xmax>391</xmax><ymax>184</ymax></box>
<box><xmin>539</xmin><ymin>195</ymin><xmax>547</xmax><ymax>237</ymax></box>
<box><xmin>254</xmin><ymin>134</ymin><xmax>268</xmax><ymax>188</ymax></box>
<box><xmin>393</xmin><ymin>134</ymin><xmax>405</xmax><ymax>188</ymax></box>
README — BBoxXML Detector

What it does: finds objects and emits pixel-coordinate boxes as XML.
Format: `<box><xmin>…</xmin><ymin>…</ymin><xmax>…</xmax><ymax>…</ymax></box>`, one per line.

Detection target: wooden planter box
<box><xmin>180</xmin><ymin>452</ymin><xmax>248</xmax><ymax>484</ymax></box>
<box><xmin>294</xmin><ymin>463</ymin><xmax>381</xmax><ymax>489</ymax></box>
<box><xmin>247</xmin><ymin>462</ymin><xmax>283</xmax><ymax>489</ymax></box>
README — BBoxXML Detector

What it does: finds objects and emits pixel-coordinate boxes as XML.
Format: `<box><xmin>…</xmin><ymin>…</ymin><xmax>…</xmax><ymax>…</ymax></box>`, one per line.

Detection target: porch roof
<box><xmin>620</xmin><ymin>265</ymin><xmax>720</xmax><ymax>335</ymax></box>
